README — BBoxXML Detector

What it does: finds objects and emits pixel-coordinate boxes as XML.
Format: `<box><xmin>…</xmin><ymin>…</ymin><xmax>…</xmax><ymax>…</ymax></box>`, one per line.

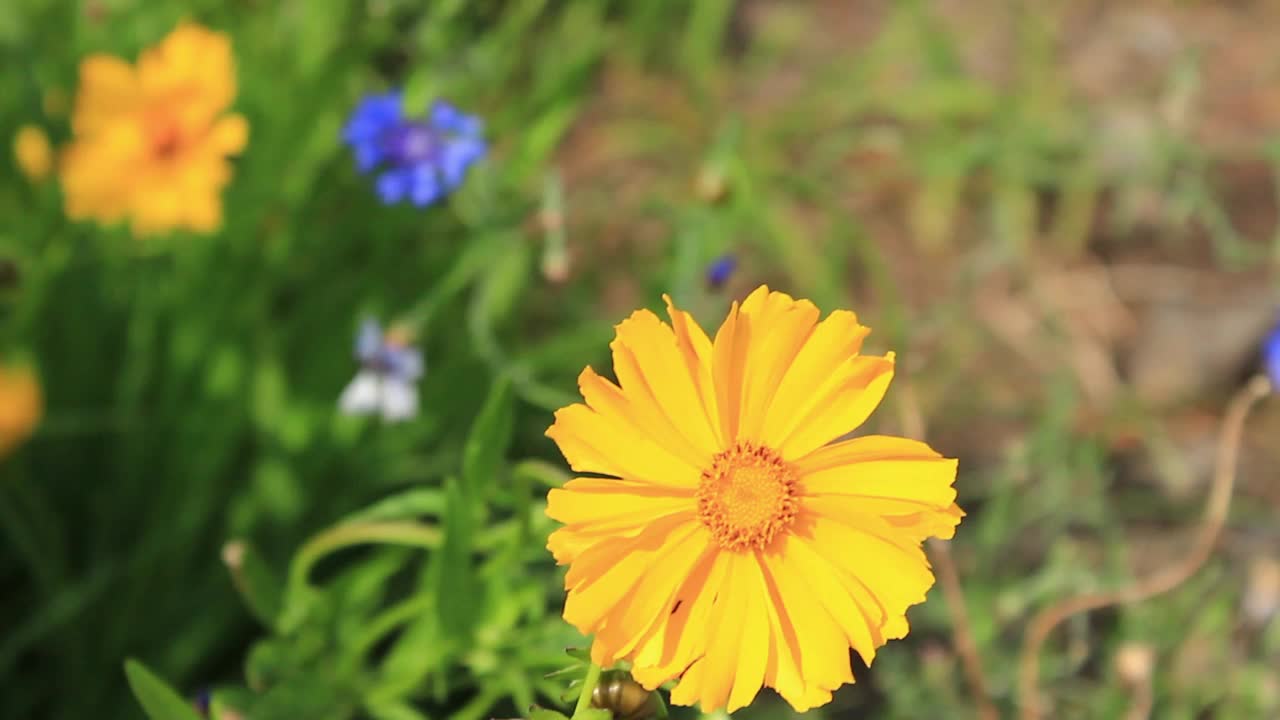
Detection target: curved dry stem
<box><xmin>896</xmin><ymin>382</ymin><xmax>999</xmax><ymax>720</ymax></box>
<box><xmin>1017</xmin><ymin>375</ymin><xmax>1272</xmax><ymax>720</ymax></box>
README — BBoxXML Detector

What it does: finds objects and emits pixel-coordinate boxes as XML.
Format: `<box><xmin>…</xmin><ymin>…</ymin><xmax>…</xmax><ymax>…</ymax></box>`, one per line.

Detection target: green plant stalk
<box><xmin>571</xmin><ymin>663</ymin><xmax>603</xmax><ymax>718</ymax></box>
<box><xmin>348</xmin><ymin>592</ymin><xmax>435</xmax><ymax>666</ymax></box>
<box><xmin>287</xmin><ymin>521</ymin><xmax>443</xmax><ymax>599</ymax></box>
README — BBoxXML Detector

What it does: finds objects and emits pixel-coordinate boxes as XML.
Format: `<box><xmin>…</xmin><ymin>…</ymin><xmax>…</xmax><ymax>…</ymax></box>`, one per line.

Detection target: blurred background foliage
<box><xmin>4</xmin><ymin>1</ymin><xmax>1280</xmax><ymax>719</ymax></box>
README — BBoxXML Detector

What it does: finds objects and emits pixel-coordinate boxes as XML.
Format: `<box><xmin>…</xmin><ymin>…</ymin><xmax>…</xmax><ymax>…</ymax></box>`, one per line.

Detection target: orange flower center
<box><xmin>144</xmin><ymin>110</ymin><xmax>184</xmax><ymax>160</ymax></box>
<box><xmin>697</xmin><ymin>442</ymin><xmax>798</xmax><ymax>551</ymax></box>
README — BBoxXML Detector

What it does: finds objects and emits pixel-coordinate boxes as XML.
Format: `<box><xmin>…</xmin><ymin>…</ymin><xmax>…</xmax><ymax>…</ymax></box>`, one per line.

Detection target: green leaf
<box><xmin>435</xmin><ymin>476</ymin><xmax>478</xmax><ymax>643</ymax></box>
<box><xmin>345</xmin><ymin>488</ymin><xmax>446</xmax><ymax>523</ymax></box>
<box><xmin>366</xmin><ymin>699</ymin><xmax>431</xmax><ymax>720</ymax></box>
<box><xmin>462</xmin><ymin>376</ymin><xmax>514</xmax><ymax>499</ymax></box>
<box><xmin>123</xmin><ymin>659</ymin><xmax>203</xmax><ymax>720</ymax></box>
<box><xmin>473</xmin><ymin>239</ymin><xmax>532</xmax><ymax>336</ymax></box>
<box><xmin>223</xmin><ymin>540</ymin><xmax>284</xmax><ymax>628</ymax></box>
<box><xmin>374</xmin><ymin>608</ymin><xmax>447</xmax><ymax>703</ymax></box>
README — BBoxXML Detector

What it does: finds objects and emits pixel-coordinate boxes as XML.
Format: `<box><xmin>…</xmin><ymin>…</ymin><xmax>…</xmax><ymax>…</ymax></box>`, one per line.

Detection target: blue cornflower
<box><xmin>339</xmin><ymin>318</ymin><xmax>425</xmax><ymax>421</ymax></box>
<box><xmin>1263</xmin><ymin>321</ymin><xmax>1280</xmax><ymax>387</ymax></box>
<box><xmin>341</xmin><ymin>93</ymin><xmax>486</xmax><ymax>207</ymax></box>
<box><xmin>705</xmin><ymin>253</ymin><xmax>738</xmax><ymax>288</ymax></box>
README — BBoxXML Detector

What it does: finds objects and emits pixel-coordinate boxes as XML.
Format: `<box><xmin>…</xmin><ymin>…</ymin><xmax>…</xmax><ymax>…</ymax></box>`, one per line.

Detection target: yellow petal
<box><xmin>768</xmin><ymin>534</ymin><xmax>881</xmax><ymax>668</ymax></box>
<box><xmin>611</xmin><ymin>309</ymin><xmax>719</xmax><ymax>461</ymax></box>
<box><xmin>13</xmin><ymin>125</ymin><xmax>52</xmax><ymax>182</ymax></box>
<box><xmin>210</xmin><ymin>113</ymin><xmax>249</xmax><ymax>155</ymax></box>
<box><xmin>577</xmin><ymin>364</ymin><xmax>705</xmax><ymax>475</ymax></box>
<box><xmin>881</xmin><ymin>502</ymin><xmax>966</xmax><ymax>541</ymax></box>
<box><xmin>798</xmin><ymin>511</ymin><xmax>936</xmax><ymax>639</ymax></box>
<box><xmin>545</xmin><ymin>478</ymin><xmax>693</xmax><ymax>565</ymax></box>
<box><xmin>774</xmin><ymin>353</ymin><xmax>896</xmax><ymax>461</ymax></box>
<box><xmin>662</xmin><ymin>295</ymin><xmax>721</xmax><ymax>447</ymax></box>
<box><xmin>688</xmin><ymin>552</ymin><xmax>752</xmax><ymax>711</ymax></box>
<box><xmin>546</xmin><ymin>378</ymin><xmax>701</xmax><ymax>488</ymax></box>
<box><xmin>562</xmin><ymin>516</ymin><xmax>698</xmax><ymax>636</ymax></box>
<box><xmin>631</xmin><ymin>549</ymin><xmax>730</xmax><ymax>686</ymax></box>
<box><xmin>668</xmin><ymin>656</ymin><xmax>708</xmax><ymax>707</ymax></box>
<box><xmin>547</xmin><ymin>477</ymin><xmax>693</xmax><ymax>525</ymax></box>
<box><xmin>0</xmin><ymin>365</ymin><xmax>42</xmax><ymax>458</ymax></box>
<box><xmin>798</xmin><ymin>436</ymin><xmax>958</xmax><ymax>507</ymax></box>
<box><xmin>726</xmin><ymin>555</ymin><xmax>772</xmax><ymax>712</ymax></box>
<box><xmin>710</xmin><ymin>299</ymin><xmax>749</xmax><ymax>442</ymax></box>
<box><xmin>592</xmin><ymin>526</ymin><xmax>712</xmax><ymax>664</ymax></box>
<box><xmin>758</xmin><ymin>542</ymin><xmax>856</xmax><ymax>703</ymax></box>
<box><xmin>735</xmin><ymin>288</ymin><xmax>820</xmax><ymax>442</ymax></box>
<box><xmin>761</xmin><ymin>309</ymin><xmax>871</xmax><ymax>446</ymax></box>
<box><xmin>72</xmin><ymin>55</ymin><xmax>138</xmax><ymax>134</ymax></box>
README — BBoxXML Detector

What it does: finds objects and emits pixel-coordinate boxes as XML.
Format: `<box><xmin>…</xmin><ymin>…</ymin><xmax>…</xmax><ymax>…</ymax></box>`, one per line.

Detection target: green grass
<box><xmin>4</xmin><ymin>1</ymin><xmax>1280</xmax><ymax>719</ymax></box>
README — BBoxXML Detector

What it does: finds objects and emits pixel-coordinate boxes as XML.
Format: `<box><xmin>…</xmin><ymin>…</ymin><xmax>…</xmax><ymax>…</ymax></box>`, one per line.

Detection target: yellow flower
<box><xmin>0</xmin><ymin>364</ymin><xmax>42</xmax><ymax>457</ymax></box>
<box><xmin>60</xmin><ymin>22</ymin><xmax>249</xmax><ymax>237</ymax></box>
<box><xmin>13</xmin><ymin>124</ymin><xmax>53</xmax><ymax>182</ymax></box>
<box><xmin>545</xmin><ymin>285</ymin><xmax>963</xmax><ymax>713</ymax></box>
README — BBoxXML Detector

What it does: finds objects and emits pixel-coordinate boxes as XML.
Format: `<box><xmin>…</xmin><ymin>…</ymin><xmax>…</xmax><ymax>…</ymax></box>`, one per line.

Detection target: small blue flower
<box><xmin>342</xmin><ymin>94</ymin><xmax>486</xmax><ymax>208</ymax></box>
<box><xmin>340</xmin><ymin>318</ymin><xmax>424</xmax><ymax>421</ymax></box>
<box><xmin>191</xmin><ymin>688</ymin><xmax>211</xmax><ymax>717</ymax></box>
<box><xmin>705</xmin><ymin>254</ymin><xmax>737</xmax><ymax>288</ymax></box>
<box><xmin>1263</xmin><ymin>321</ymin><xmax>1280</xmax><ymax>387</ymax></box>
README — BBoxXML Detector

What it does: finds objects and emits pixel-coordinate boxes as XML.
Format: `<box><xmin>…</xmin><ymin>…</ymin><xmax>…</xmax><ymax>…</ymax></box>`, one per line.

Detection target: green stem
<box><xmin>348</xmin><ymin>592</ymin><xmax>434</xmax><ymax>665</ymax></box>
<box><xmin>287</xmin><ymin>521</ymin><xmax>442</xmax><ymax>598</ymax></box>
<box><xmin>571</xmin><ymin>663</ymin><xmax>603</xmax><ymax>718</ymax></box>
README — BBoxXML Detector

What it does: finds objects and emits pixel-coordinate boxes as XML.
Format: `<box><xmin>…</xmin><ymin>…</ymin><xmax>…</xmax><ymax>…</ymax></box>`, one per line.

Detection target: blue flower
<box><xmin>1263</xmin><ymin>321</ymin><xmax>1280</xmax><ymax>387</ymax></box>
<box><xmin>341</xmin><ymin>93</ymin><xmax>486</xmax><ymax>207</ymax></box>
<box><xmin>191</xmin><ymin>688</ymin><xmax>211</xmax><ymax>717</ymax></box>
<box><xmin>340</xmin><ymin>318</ymin><xmax>425</xmax><ymax>421</ymax></box>
<box><xmin>705</xmin><ymin>253</ymin><xmax>737</xmax><ymax>288</ymax></box>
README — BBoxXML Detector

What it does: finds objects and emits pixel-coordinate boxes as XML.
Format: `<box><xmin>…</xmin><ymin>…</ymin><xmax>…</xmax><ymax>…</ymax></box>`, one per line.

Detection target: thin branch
<box><xmin>1017</xmin><ymin>375</ymin><xmax>1272</xmax><ymax>720</ymax></box>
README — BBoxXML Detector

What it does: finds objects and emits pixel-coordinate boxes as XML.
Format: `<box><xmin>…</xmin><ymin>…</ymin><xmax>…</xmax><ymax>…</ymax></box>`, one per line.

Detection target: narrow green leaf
<box><xmin>123</xmin><ymin>659</ymin><xmax>203</xmax><ymax>720</ymax></box>
<box><xmin>435</xmin><ymin>476</ymin><xmax>477</xmax><ymax>643</ymax></box>
<box><xmin>222</xmin><ymin>540</ymin><xmax>284</xmax><ymax>628</ymax></box>
<box><xmin>365</xmin><ymin>699</ymin><xmax>431</xmax><ymax>720</ymax></box>
<box><xmin>344</xmin><ymin>488</ymin><xmax>446</xmax><ymax>523</ymax></box>
<box><xmin>375</xmin><ymin>609</ymin><xmax>446</xmax><ymax>703</ymax></box>
<box><xmin>462</xmin><ymin>376</ymin><xmax>514</xmax><ymax>499</ymax></box>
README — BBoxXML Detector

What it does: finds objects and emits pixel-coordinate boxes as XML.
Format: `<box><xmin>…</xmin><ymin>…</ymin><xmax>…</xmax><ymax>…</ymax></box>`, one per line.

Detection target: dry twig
<box><xmin>1016</xmin><ymin>375</ymin><xmax>1272</xmax><ymax>720</ymax></box>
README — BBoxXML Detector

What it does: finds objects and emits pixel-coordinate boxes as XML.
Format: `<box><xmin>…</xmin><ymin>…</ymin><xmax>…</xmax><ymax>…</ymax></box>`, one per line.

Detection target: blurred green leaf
<box><xmin>366</xmin><ymin>699</ymin><xmax>430</xmax><ymax>720</ymax></box>
<box><xmin>374</xmin><ymin>604</ymin><xmax>447</xmax><ymax>703</ymax></box>
<box><xmin>463</xmin><ymin>376</ymin><xmax>514</xmax><ymax>499</ymax></box>
<box><xmin>345</xmin><ymin>487</ymin><xmax>446</xmax><ymax>523</ymax></box>
<box><xmin>436</xmin><ymin>476</ymin><xmax>478</xmax><ymax>644</ymax></box>
<box><xmin>123</xmin><ymin>659</ymin><xmax>203</xmax><ymax>720</ymax></box>
<box><xmin>224</xmin><ymin>540</ymin><xmax>284</xmax><ymax>629</ymax></box>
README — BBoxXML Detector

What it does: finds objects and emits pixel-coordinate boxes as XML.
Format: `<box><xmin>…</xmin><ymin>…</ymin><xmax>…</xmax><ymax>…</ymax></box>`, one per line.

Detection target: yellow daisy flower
<box><xmin>60</xmin><ymin>22</ymin><xmax>249</xmax><ymax>237</ymax></box>
<box><xmin>0</xmin><ymin>364</ymin><xmax>42</xmax><ymax>458</ymax></box>
<box><xmin>545</xmin><ymin>285</ymin><xmax>963</xmax><ymax>713</ymax></box>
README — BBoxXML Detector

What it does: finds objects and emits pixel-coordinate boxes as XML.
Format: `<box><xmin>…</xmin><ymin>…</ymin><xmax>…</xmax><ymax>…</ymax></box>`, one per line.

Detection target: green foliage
<box><xmin>124</xmin><ymin>659</ymin><xmax>205</xmax><ymax>720</ymax></box>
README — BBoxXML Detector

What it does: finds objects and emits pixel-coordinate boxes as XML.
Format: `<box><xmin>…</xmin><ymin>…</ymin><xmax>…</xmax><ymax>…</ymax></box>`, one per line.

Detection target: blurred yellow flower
<box><xmin>546</xmin><ymin>286</ymin><xmax>962</xmax><ymax>713</ymax></box>
<box><xmin>13</xmin><ymin>124</ymin><xmax>53</xmax><ymax>182</ymax></box>
<box><xmin>60</xmin><ymin>23</ymin><xmax>249</xmax><ymax>237</ymax></box>
<box><xmin>0</xmin><ymin>364</ymin><xmax>42</xmax><ymax>457</ymax></box>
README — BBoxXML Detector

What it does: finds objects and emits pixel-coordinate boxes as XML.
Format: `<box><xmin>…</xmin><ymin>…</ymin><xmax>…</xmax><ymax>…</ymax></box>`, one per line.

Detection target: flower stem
<box><xmin>571</xmin><ymin>663</ymin><xmax>602</xmax><ymax>718</ymax></box>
